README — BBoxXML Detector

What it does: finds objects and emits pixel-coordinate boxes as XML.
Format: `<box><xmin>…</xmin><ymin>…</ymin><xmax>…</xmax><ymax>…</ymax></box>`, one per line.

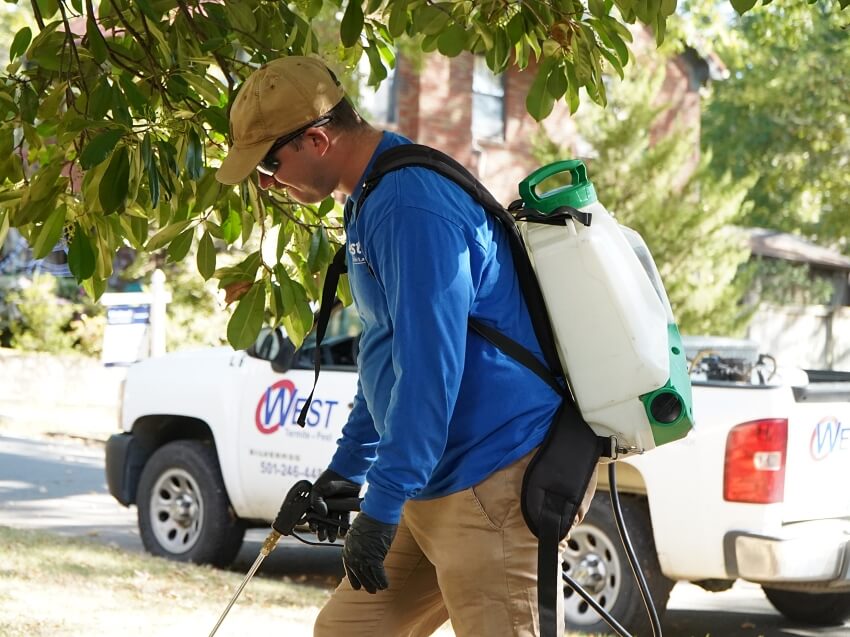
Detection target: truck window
<box><xmin>294</xmin><ymin>304</ymin><xmax>362</xmax><ymax>370</ymax></box>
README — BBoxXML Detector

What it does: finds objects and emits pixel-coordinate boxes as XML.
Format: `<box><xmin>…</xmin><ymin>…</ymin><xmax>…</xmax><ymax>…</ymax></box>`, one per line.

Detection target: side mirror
<box><xmin>246</xmin><ymin>327</ymin><xmax>297</xmax><ymax>374</ymax></box>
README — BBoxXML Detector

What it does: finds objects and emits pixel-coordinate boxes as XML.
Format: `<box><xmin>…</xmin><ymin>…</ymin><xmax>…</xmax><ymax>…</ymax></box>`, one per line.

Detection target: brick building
<box><xmin>359</xmin><ymin>31</ymin><xmax>714</xmax><ymax>203</ymax></box>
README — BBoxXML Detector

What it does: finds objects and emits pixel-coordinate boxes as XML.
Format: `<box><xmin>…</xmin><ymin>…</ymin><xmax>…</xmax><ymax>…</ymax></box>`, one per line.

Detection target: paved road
<box><xmin>1</xmin><ymin>433</ymin><xmax>848</xmax><ymax>636</ymax></box>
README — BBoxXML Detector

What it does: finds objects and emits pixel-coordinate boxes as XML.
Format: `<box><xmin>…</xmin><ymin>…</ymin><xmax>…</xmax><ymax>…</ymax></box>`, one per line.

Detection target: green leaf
<box><xmin>659</xmin><ymin>0</ymin><xmax>676</xmax><ymax>16</ymax></box>
<box><xmin>126</xmin><ymin>214</ymin><xmax>149</xmax><ymax>249</ymax></box>
<box><xmin>0</xmin><ymin>210</ymin><xmax>9</xmax><ymax>251</ymax></box>
<box><xmin>82</xmin><ymin>274</ymin><xmax>107</xmax><ymax>301</ymax></box>
<box><xmin>364</xmin><ymin>44</ymin><xmax>388</xmax><ymax>86</ymax></box>
<box><xmin>68</xmin><ymin>224</ymin><xmax>96</xmax><ymax>281</ymax></box>
<box><xmin>31</xmin><ymin>204</ymin><xmax>66</xmax><ymax>259</ymax></box>
<box><xmin>414</xmin><ymin>5</ymin><xmax>451</xmax><ymax>35</ymax></box>
<box><xmin>19</xmin><ymin>84</ymin><xmax>37</xmax><ymax>124</ymax></box>
<box><xmin>589</xmin><ymin>0</ymin><xmax>607</xmax><ymax>16</ymax></box>
<box><xmin>185</xmin><ymin>129</ymin><xmax>203</xmax><ymax>181</ymax></box>
<box><xmin>654</xmin><ymin>13</ymin><xmax>667</xmax><ymax>45</ymax></box>
<box><xmin>547</xmin><ymin>67</ymin><xmax>568</xmax><ymax>100</ymax></box>
<box><xmin>274</xmin><ymin>264</ymin><xmax>296</xmax><ymax>315</ymax></box>
<box><xmin>341</xmin><ymin>0</ymin><xmax>364</xmax><ymax>47</ymax></box>
<box><xmin>10</xmin><ymin>27</ymin><xmax>32</xmax><ymax>62</ymax></box>
<box><xmin>307</xmin><ymin>226</ymin><xmax>331</xmax><ymax>273</ymax></box>
<box><xmin>88</xmin><ymin>78</ymin><xmax>113</xmax><ymax>119</ymax></box>
<box><xmin>282</xmin><ymin>284</ymin><xmax>314</xmax><ymax>348</ymax></box>
<box><xmin>506</xmin><ymin>13</ymin><xmax>525</xmax><ymax>45</ymax></box>
<box><xmin>276</xmin><ymin>222</ymin><xmax>291</xmax><ymax>261</ymax></box>
<box><xmin>730</xmin><ymin>0</ymin><xmax>757</xmax><ymax>13</ymax></box>
<box><xmin>225</xmin><ymin>3</ymin><xmax>257</xmax><ymax>33</ymax></box>
<box><xmin>388</xmin><ymin>1</ymin><xmax>408</xmax><ymax>38</ymax></box>
<box><xmin>167</xmin><ymin>228</ymin><xmax>194</xmax><ymax>262</ymax></box>
<box><xmin>598</xmin><ymin>45</ymin><xmax>625</xmax><ymax>80</ymax></box>
<box><xmin>118</xmin><ymin>75</ymin><xmax>146</xmax><ymax>114</ymax></box>
<box><xmin>337</xmin><ymin>273</ymin><xmax>352</xmax><ymax>307</ymax></box>
<box><xmin>526</xmin><ymin>60</ymin><xmax>556</xmax><ymax>121</ymax></box>
<box><xmin>318</xmin><ymin>196</ymin><xmax>335</xmax><ymax>217</ymax></box>
<box><xmin>437</xmin><ymin>23</ymin><xmax>468</xmax><ymax>57</ymax></box>
<box><xmin>111</xmin><ymin>83</ymin><xmax>132</xmax><ymax>127</ymax></box>
<box><xmin>202</xmin><ymin>106</ymin><xmax>229</xmax><ymax>135</ymax></box>
<box><xmin>99</xmin><ymin>146</ymin><xmax>130</xmax><ymax>214</ymax></box>
<box><xmin>215</xmin><ymin>251</ymin><xmax>262</xmax><ymax>287</ymax></box>
<box><xmin>14</xmin><ymin>192</ymin><xmax>56</xmax><ymax>226</ymax></box>
<box><xmin>238</xmin><ymin>207</ymin><xmax>253</xmax><ymax>245</ymax></box>
<box><xmin>221</xmin><ymin>207</ymin><xmax>242</xmax><ymax>243</ymax></box>
<box><xmin>194</xmin><ymin>170</ymin><xmax>222</xmax><ymax>213</ymax></box>
<box><xmin>305</xmin><ymin>0</ymin><xmax>323</xmax><ymax>18</ymax></box>
<box><xmin>80</xmin><ymin>129</ymin><xmax>123</xmax><ymax>170</ymax></box>
<box><xmin>146</xmin><ymin>219</ymin><xmax>193</xmax><ymax>252</ymax></box>
<box><xmin>37</xmin><ymin>82</ymin><xmax>68</xmax><ymax>122</ymax></box>
<box><xmin>183</xmin><ymin>72</ymin><xmax>222</xmax><ymax>105</ymax></box>
<box><xmin>29</xmin><ymin>27</ymin><xmax>64</xmax><ymax>71</ymax></box>
<box><xmin>197</xmin><ymin>230</ymin><xmax>216</xmax><ymax>280</ymax></box>
<box><xmin>133</xmin><ymin>0</ymin><xmax>160</xmax><ymax>21</ymax></box>
<box><xmin>86</xmin><ymin>17</ymin><xmax>108</xmax><ymax>64</ymax></box>
<box><xmin>227</xmin><ymin>282</ymin><xmax>266</xmax><ymax>350</ymax></box>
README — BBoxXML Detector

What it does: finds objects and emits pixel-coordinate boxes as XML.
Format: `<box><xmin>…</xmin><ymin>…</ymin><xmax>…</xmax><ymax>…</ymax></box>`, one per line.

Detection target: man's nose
<box><xmin>257</xmin><ymin>172</ymin><xmax>276</xmax><ymax>191</ymax></box>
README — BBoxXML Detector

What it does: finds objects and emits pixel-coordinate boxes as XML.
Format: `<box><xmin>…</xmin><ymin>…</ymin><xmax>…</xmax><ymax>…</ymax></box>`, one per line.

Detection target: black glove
<box><xmin>341</xmin><ymin>512</ymin><xmax>398</xmax><ymax>594</ymax></box>
<box><xmin>309</xmin><ymin>469</ymin><xmax>361</xmax><ymax>542</ymax></box>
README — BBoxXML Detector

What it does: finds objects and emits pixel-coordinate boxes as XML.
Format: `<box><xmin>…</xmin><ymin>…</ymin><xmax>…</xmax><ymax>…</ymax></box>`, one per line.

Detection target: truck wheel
<box><xmin>563</xmin><ymin>492</ymin><xmax>674</xmax><ymax>635</ymax></box>
<box><xmin>136</xmin><ymin>440</ymin><xmax>245</xmax><ymax>567</ymax></box>
<box><xmin>763</xmin><ymin>587</ymin><xmax>850</xmax><ymax>625</ymax></box>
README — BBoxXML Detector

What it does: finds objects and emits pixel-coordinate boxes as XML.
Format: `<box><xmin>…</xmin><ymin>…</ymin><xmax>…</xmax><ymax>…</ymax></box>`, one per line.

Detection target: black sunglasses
<box><xmin>256</xmin><ymin>116</ymin><xmax>332</xmax><ymax>176</ymax></box>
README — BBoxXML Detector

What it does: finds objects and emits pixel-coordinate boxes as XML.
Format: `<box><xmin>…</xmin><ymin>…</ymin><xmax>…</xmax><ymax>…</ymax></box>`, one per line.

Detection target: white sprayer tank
<box><xmin>517</xmin><ymin>160</ymin><xmax>686</xmax><ymax>452</ymax></box>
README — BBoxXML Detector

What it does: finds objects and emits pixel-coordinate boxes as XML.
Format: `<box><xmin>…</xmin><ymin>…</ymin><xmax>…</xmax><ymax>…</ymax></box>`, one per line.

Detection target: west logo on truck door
<box><xmin>255</xmin><ymin>380</ymin><xmax>339</xmax><ymax>434</ymax></box>
<box><xmin>810</xmin><ymin>416</ymin><xmax>849</xmax><ymax>461</ymax></box>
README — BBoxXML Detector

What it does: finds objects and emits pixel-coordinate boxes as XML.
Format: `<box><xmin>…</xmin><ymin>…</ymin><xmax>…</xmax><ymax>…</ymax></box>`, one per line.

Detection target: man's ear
<box><xmin>304</xmin><ymin>127</ymin><xmax>331</xmax><ymax>157</ymax></box>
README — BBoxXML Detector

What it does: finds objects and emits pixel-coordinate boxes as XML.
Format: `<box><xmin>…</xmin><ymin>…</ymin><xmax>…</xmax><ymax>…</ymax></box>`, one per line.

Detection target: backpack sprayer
<box><xmin>515</xmin><ymin>160</ymin><xmax>695</xmax><ymax>637</ymax></box>
<box><xmin>517</xmin><ymin>160</ymin><xmax>693</xmax><ymax>454</ymax></box>
<box><xmin>207</xmin><ymin>480</ymin><xmax>361</xmax><ymax>637</ymax></box>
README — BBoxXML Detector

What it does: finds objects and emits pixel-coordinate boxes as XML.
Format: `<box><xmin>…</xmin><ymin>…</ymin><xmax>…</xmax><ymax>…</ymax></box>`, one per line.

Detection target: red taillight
<box><xmin>724</xmin><ymin>418</ymin><xmax>788</xmax><ymax>504</ymax></box>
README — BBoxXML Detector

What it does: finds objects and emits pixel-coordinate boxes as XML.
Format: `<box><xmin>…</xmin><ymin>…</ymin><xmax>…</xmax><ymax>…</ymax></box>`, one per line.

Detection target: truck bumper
<box><xmin>105</xmin><ymin>432</ymin><xmax>147</xmax><ymax>506</ymax></box>
<box><xmin>725</xmin><ymin>519</ymin><xmax>850</xmax><ymax>589</ymax></box>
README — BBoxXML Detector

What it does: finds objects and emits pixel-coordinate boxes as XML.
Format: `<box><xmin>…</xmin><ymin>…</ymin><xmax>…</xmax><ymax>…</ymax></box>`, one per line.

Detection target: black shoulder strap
<box><xmin>297</xmin><ymin>245</ymin><xmax>348</xmax><ymax>427</ymax></box>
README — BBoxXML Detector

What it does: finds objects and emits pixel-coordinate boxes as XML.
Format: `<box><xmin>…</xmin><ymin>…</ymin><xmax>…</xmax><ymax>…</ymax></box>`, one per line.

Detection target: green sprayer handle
<box><xmin>518</xmin><ymin>160</ymin><xmax>596</xmax><ymax>214</ymax></box>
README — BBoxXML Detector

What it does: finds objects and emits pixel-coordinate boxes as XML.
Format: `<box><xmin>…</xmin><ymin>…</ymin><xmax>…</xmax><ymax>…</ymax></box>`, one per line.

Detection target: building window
<box><xmin>472</xmin><ymin>57</ymin><xmax>505</xmax><ymax>142</ymax></box>
<box><xmin>358</xmin><ymin>55</ymin><xmax>398</xmax><ymax>125</ymax></box>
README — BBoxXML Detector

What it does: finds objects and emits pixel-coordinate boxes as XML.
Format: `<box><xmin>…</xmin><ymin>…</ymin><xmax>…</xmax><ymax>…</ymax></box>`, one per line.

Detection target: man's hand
<box><xmin>309</xmin><ymin>469</ymin><xmax>361</xmax><ymax>542</ymax></box>
<box><xmin>341</xmin><ymin>512</ymin><xmax>398</xmax><ymax>594</ymax></box>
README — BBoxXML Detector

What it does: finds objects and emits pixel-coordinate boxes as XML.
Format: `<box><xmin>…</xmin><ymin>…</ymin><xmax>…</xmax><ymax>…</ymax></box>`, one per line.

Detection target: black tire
<box><xmin>563</xmin><ymin>492</ymin><xmax>674</xmax><ymax>636</ymax></box>
<box><xmin>763</xmin><ymin>587</ymin><xmax>850</xmax><ymax>626</ymax></box>
<box><xmin>136</xmin><ymin>440</ymin><xmax>245</xmax><ymax>567</ymax></box>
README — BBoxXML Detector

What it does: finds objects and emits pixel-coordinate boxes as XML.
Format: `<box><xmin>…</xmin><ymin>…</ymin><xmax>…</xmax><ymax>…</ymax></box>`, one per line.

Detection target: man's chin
<box><xmin>288</xmin><ymin>189</ymin><xmax>322</xmax><ymax>205</ymax></box>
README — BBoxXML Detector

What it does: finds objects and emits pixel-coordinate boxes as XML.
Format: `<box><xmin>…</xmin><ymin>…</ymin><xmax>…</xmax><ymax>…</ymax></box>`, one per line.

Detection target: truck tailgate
<box><xmin>782</xmin><ymin>381</ymin><xmax>850</xmax><ymax>523</ymax></box>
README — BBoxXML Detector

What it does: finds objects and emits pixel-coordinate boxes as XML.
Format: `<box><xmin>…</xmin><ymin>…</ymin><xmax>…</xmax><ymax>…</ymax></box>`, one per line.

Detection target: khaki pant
<box><xmin>314</xmin><ymin>450</ymin><xmax>598</xmax><ymax>637</ymax></box>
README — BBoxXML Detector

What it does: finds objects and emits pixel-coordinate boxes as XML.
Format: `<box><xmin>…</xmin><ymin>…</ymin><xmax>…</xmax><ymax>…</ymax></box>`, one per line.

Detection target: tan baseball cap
<box><xmin>215</xmin><ymin>56</ymin><xmax>345</xmax><ymax>185</ymax></box>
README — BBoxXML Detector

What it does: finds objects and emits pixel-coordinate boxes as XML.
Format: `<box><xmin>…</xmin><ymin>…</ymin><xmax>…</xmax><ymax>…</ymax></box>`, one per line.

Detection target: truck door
<box><xmin>236</xmin><ymin>305</ymin><xmax>361</xmax><ymax>521</ymax></box>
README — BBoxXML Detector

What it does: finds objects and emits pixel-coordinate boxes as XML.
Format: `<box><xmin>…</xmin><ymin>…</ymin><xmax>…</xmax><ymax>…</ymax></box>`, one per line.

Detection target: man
<box><xmin>217</xmin><ymin>56</ymin><xmax>594</xmax><ymax>636</ymax></box>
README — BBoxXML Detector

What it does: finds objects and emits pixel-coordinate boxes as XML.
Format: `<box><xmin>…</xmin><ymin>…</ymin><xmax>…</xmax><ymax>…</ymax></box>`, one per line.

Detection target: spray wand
<box><xmin>208</xmin><ymin>479</ymin><xmax>361</xmax><ymax>637</ymax></box>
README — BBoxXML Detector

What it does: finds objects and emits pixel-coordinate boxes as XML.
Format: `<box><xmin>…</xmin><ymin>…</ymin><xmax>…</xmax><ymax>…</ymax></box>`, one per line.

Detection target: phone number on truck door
<box><xmin>258</xmin><ymin>461</ymin><xmax>323</xmax><ymax>480</ymax></box>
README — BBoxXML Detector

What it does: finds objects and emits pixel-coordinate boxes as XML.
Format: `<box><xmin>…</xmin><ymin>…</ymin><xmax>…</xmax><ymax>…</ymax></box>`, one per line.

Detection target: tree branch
<box><xmin>58</xmin><ymin>0</ymin><xmax>88</xmax><ymax>98</ymax></box>
<box><xmin>30</xmin><ymin>0</ymin><xmax>45</xmax><ymax>30</ymax></box>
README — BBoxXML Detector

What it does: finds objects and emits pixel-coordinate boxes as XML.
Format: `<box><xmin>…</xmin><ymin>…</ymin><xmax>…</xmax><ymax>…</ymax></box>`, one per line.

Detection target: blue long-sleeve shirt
<box><xmin>328</xmin><ymin>132</ymin><xmax>561</xmax><ymax>524</ymax></box>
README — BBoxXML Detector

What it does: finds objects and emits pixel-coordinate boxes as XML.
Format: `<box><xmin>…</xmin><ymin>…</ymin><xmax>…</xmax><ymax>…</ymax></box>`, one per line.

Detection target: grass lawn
<box><xmin>0</xmin><ymin>525</ymin><xmax>330</xmax><ymax>637</ymax></box>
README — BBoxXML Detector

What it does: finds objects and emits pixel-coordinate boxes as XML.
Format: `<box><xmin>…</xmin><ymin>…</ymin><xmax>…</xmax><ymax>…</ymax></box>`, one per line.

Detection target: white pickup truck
<box><xmin>105</xmin><ymin>304</ymin><xmax>850</xmax><ymax>633</ymax></box>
